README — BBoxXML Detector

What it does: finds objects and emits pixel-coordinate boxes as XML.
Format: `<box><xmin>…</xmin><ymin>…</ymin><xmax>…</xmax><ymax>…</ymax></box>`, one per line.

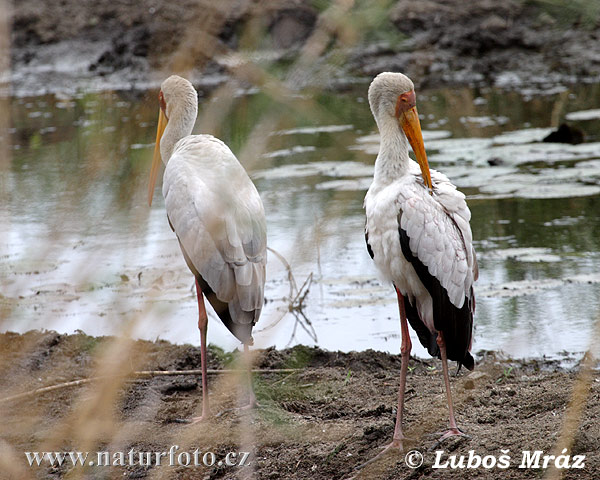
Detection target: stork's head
<box><xmin>368</xmin><ymin>72</ymin><xmax>432</xmax><ymax>191</ymax></box>
<box><xmin>158</xmin><ymin>75</ymin><xmax>198</xmax><ymax>122</ymax></box>
<box><xmin>148</xmin><ymin>75</ymin><xmax>198</xmax><ymax>206</ymax></box>
<box><xmin>368</xmin><ymin>72</ymin><xmax>415</xmax><ymax>120</ymax></box>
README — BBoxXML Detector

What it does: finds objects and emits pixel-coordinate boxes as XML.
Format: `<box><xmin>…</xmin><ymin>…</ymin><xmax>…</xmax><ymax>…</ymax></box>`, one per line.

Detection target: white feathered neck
<box><xmin>368</xmin><ymin>72</ymin><xmax>415</xmax><ymax>185</ymax></box>
<box><xmin>160</xmin><ymin>75</ymin><xmax>199</xmax><ymax>164</ymax></box>
<box><xmin>372</xmin><ymin>115</ymin><xmax>412</xmax><ymax>185</ymax></box>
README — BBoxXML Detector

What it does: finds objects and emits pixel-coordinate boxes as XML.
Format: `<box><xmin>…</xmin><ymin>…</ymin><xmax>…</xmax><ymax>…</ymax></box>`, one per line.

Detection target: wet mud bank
<box><xmin>1</xmin><ymin>330</ymin><xmax>599</xmax><ymax>479</ymax></box>
<box><xmin>7</xmin><ymin>0</ymin><xmax>600</xmax><ymax>96</ymax></box>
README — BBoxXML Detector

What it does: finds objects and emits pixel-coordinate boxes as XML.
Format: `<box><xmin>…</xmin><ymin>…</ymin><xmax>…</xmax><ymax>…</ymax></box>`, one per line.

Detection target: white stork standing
<box><xmin>364</xmin><ymin>72</ymin><xmax>477</xmax><ymax>452</ymax></box>
<box><xmin>148</xmin><ymin>75</ymin><xmax>267</xmax><ymax>422</ymax></box>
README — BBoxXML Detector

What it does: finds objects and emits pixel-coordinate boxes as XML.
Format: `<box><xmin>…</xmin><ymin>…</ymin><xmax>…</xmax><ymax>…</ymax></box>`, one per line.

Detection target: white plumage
<box><xmin>365</xmin><ymin>162</ymin><xmax>477</xmax><ymax>329</ymax></box>
<box><xmin>163</xmin><ymin>135</ymin><xmax>266</xmax><ymax>326</ymax></box>
<box><xmin>148</xmin><ymin>75</ymin><xmax>266</xmax><ymax>421</ymax></box>
<box><xmin>362</xmin><ymin>72</ymin><xmax>477</xmax><ymax>455</ymax></box>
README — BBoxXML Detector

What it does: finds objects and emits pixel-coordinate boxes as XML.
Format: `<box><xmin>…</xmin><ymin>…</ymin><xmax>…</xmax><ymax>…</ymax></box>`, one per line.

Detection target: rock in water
<box><xmin>542</xmin><ymin>123</ymin><xmax>584</xmax><ymax>145</ymax></box>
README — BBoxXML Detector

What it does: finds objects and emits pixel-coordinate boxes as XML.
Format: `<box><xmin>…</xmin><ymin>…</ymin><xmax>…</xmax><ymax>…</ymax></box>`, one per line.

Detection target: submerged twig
<box><xmin>291</xmin><ymin>272</ymin><xmax>313</xmax><ymax>312</ymax></box>
<box><xmin>266</xmin><ymin>246</ymin><xmax>298</xmax><ymax>299</ymax></box>
<box><xmin>257</xmin><ymin>247</ymin><xmax>316</xmax><ymax>346</ymax></box>
<box><xmin>286</xmin><ymin>308</ymin><xmax>318</xmax><ymax>348</ymax></box>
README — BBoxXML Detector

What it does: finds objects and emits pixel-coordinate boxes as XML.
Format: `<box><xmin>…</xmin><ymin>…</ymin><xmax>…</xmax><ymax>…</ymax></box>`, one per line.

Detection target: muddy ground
<box><xmin>7</xmin><ymin>0</ymin><xmax>600</xmax><ymax>96</ymax></box>
<box><xmin>1</xmin><ymin>330</ymin><xmax>599</xmax><ymax>479</ymax></box>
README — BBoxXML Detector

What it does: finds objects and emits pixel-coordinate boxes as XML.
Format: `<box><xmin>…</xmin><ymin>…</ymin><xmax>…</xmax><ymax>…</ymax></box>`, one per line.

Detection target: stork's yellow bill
<box><xmin>395</xmin><ymin>90</ymin><xmax>433</xmax><ymax>192</ymax></box>
<box><xmin>148</xmin><ymin>108</ymin><xmax>168</xmax><ymax>206</ymax></box>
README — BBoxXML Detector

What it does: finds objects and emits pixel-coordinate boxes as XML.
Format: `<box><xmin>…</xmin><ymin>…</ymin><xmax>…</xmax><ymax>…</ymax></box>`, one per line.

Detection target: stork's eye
<box><xmin>395</xmin><ymin>90</ymin><xmax>417</xmax><ymax>117</ymax></box>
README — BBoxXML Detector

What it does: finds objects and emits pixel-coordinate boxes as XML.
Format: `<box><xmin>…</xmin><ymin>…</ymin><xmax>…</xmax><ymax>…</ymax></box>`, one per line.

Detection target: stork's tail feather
<box><xmin>438</xmin><ymin>293</ymin><xmax>475</xmax><ymax>371</ymax></box>
<box><xmin>462</xmin><ymin>351</ymin><xmax>475</xmax><ymax>371</ymax></box>
<box><xmin>196</xmin><ymin>275</ymin><xmax>256</xmax><ymax>345</ymax></box>
<box><xmin>403</xmin><ymin>294</ymin><xmax>439</xmax><ymax>358</ymax></box>
<box><xmin>403</xmin><ymin>294</ymin><xmax>474</xmax><ymax>370</ymax></box>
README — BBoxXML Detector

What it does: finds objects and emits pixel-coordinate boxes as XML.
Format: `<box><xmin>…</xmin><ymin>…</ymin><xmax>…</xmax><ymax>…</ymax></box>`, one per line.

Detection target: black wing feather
<box><xmin>195</xmin><ymin>275</ymin><xmax>254</xmax><ymax>344</ymax></box>
<box><xmin>398</xmin><ymin>213</ymin><xmax>474</xmax><ymax>370</ymax></box>
<box><xmin>365</xmin><ymin>227</ymin><xmax>374</xmax><ymax>259</ymax></box>
<box><xmin>402</xmin><ymin>294</ymin><xmax>440</xmax><ymax>359</ymax></box>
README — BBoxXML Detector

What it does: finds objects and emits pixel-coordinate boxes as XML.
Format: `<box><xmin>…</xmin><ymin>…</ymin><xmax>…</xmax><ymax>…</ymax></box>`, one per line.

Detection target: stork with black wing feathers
<box><xmin>364</xmin><ymin>72</ymin><xmax>478</xmax><ymax>454</ymax></box>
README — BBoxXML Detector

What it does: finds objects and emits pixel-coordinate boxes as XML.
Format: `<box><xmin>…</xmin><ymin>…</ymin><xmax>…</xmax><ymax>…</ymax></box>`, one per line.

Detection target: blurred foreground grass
<box><xmin>1</xmin><ymin>0</ymin><xmax>599</xmax><ymax>479</ymax></box>
<box><xmin>0</xmin><ymin>2</ymin><xmax>401</xmax><ymax>478</ymax></box>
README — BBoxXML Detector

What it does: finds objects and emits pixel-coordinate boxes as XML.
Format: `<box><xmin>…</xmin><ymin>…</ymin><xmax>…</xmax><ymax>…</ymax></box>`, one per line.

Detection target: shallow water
<box><xmin>2</xmin><ymin>82</ymin><xmax>600</xmax><ymax>361</ymax></box>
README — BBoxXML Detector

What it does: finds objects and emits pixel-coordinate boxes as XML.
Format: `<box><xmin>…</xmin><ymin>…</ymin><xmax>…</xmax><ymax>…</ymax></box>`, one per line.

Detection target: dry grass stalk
<box><xmin>543</xmin><ymin>312</ymin><xmax>600</xmax><ymax>480</ymax></box>
<box><xmin>0</xmin><ymin>368</ymin><xmax>300</xmax><ymax>404</ymax></box>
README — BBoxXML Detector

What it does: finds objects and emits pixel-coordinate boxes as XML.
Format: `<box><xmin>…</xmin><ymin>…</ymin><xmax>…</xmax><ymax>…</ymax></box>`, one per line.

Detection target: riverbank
<box><xmin>7</xmin><ymin>0</ymin><xmax>600</xmax><ymax>96</ymax></box>
<box><xmin>1</xmin><ymin>330</ymin><xmax>598</xmax><ymax>479</ymax></box>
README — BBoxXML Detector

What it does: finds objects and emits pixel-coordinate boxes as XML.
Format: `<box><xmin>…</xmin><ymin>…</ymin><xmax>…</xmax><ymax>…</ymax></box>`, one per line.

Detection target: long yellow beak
<box><xmin>148</xmin><ymin>109</ymin><xmax>168</xmax><ymax>206</ymax></box>
<box><xmin>400</xmin><ymin>107</ymin><xmax>433</xmax><ymax>193</ymax></box>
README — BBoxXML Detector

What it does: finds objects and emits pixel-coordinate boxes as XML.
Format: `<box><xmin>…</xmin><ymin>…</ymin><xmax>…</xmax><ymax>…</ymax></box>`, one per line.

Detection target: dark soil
<box><xmin>7</xmin><ymin>0</ymin><xmax>600</xmax><ymax>96</ymax></box>
<box><xmin>1</xmin><ymin>330</ymin><xmax>599</xmax><ymax>479</ymax></box>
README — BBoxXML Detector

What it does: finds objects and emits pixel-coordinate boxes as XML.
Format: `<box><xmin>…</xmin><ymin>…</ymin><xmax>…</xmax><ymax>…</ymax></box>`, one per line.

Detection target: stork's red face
<box><xmin>148</xmin><ymin>90</ymin><xmax>169</xmax><ymax>206</ymax></box>
<box><xmin>395</xmin><ymin>90</ymin><xmax>433</xmax><ymax>192</ymax></box>
<box><xmin>158</xmin><ymin>91</ymin><xmax>167</xmax><ymax>115</ymax></box>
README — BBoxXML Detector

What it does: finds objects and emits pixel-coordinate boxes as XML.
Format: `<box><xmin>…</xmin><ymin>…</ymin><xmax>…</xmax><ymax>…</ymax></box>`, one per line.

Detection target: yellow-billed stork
<box><xmin>364</xmin><ymin>72</ymin><xmax>478</xmax><ymax>452</ymax></box>
<box><xmin>148</xmin><ymin>75</ymin><xmax>267</xmax><ymax>421</ymax></box>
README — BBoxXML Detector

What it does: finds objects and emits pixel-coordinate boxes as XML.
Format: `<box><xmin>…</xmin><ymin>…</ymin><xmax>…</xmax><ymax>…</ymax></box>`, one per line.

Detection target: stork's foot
<box><xmin>172</xmin><ymin>412</ymin><xmax>211</xmax><ymax>424</ymax></box>
<box><xmin>352</xmin><ymin>436</ymin><xmax>411</xmax><ymax>473</ymax></box>
<box><xmin>239</xmin><ymin>399</ymin><xmax>261</xmax><ymax>411</ymax></box>
<box><xmin>182</xmin><ymin>406</ymin><xmax>212</xmax><ymax>423</ymax></box>
<box><xmin>429</xmin><ymin>427</ymin><xmax>469</xmax><ymax>450</ymax></box>
<box><xmin>379</xmin><ymin>437</ymin><xmax>407</xmax><ymax>452</ymax></box>
<box><xmin>189</xmin><ymin>413</ymin><xmax>211</xmax><ymax>424</ymax></box>
<box><xmin>211</xmin><ymin>402</ymin><xmax>262</xmax><ymax>419</ymax></box>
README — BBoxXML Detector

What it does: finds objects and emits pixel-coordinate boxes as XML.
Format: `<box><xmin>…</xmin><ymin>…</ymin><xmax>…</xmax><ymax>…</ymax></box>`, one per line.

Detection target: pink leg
<box><xmin>355</xmin><ymin>288</ymin><xmax>412</xmax><ymax>471</ymax></box>
<box><xmin>436</xmin><ymin>332</ymin><xmax>467</xmax><ymax>441</ymax></box>
<box><xmin>191</xmin><ymin>279</ymin><xmax>210</xmax><ymax>423</ymax></box>
<box><xmin>240</xmin><ymin>343</ymin><xmax>258</xmax><ymax>410</ymax></box>
<box><xmin>390</xmin><ymin>287</ymin><xmax>412</xmax><ymax>449</ymax></box>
